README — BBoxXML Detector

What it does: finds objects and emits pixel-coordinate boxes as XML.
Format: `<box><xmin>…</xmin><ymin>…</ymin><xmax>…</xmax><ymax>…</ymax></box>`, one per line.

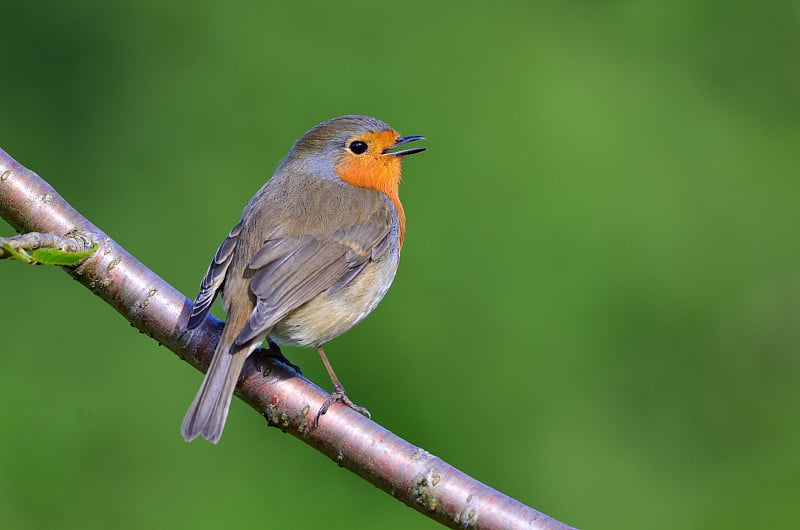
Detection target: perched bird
<box><xmin>181</xmin><ymin>115</ymin><xmax>425</xmax><ymax>443</ymax></box>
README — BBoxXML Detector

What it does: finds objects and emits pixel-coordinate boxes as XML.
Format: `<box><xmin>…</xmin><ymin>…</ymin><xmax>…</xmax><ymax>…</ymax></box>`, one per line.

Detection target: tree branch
<box><xmin>0</xmin><ymin>148</ymin><xmax>577</xmax><ymax>530</ymax></box>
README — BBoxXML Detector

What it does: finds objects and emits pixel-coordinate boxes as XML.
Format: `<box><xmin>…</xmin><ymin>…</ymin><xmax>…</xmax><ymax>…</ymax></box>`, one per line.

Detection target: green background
<box><xmin>2</xmin><ymin>1</ymin><xmax>799</xmax><ymax>529</ymax></box>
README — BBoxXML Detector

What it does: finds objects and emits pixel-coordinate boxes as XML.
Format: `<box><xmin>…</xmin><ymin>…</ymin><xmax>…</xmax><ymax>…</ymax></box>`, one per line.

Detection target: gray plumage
<box><xmin>181</xmin><ymin>115</ymin><xmax>406</xmax><ymax>444</ymax></box>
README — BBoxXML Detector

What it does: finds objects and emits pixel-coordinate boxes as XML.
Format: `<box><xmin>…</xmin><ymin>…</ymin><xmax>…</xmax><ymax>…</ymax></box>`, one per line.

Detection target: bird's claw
<box><xmin>314</xmin><ymin>383</ymin><xmax>371</xmax><ymax>427</ymax></box>
<box><xmin>256</xmin><ymin>339</ymin><xmax>302</xmax><ymax>375</ymax></box>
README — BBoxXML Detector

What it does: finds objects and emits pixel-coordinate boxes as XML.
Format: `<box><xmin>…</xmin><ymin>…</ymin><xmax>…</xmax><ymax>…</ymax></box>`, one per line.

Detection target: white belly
<box><xmin>270</xmin><ymin>253</ymin><xmax>399</xmax><ymax>347</ymax></box>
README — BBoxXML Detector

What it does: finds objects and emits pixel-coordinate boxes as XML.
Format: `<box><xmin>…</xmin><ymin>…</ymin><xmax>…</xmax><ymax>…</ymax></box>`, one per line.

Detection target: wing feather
<box><xmin>186</xmin><ymin>220</ymin><xmax>243</xmax><ymax>329</ymax></box>
<box><xmin>233</xmin><ymin>217</ymin><xmax>394</xmax><ymax>346</ymax></box>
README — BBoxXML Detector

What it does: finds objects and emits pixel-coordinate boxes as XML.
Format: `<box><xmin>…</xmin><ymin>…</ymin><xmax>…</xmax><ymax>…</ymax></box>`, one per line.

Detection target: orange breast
<box><xmin>335</xmin><ymin>134</ymin><xmax>406</xmax><ymax>248</ymax></box>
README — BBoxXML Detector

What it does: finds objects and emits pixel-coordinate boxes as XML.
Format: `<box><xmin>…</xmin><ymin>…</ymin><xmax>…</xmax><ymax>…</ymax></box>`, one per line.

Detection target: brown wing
<box><xmin>186</xmin><ymin>220</ymin><xmax>243</xmax><ymax>330</ymax></box>
<box><xmin>233</xmin><ymin>218</ymin><xmax>394</xmax><ymax>347</ymax></box>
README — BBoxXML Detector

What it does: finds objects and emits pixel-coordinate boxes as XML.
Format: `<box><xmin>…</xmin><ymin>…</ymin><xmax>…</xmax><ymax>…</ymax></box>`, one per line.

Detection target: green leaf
<box><xmin>1</xmin><ymin>242</ymin><xmax>34</xmax><ymax>263</ymax></box>
<box><xmin>31</xmin><ymin>244</ymin><xmax>98</xmax><ymax>266</ymax></box>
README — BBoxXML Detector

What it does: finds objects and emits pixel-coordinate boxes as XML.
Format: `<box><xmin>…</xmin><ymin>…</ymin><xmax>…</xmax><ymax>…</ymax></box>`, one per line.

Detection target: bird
<box><xmin>181</xmin><ymin>115</ymin><xmax>425</xmax><ymax>443</ymax></box>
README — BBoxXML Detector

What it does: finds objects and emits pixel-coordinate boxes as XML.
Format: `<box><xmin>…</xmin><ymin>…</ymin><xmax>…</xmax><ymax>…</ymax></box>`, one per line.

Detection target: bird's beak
<box><xmin>384</xmin><ymin>135</ymin><xmax>427</xmax><ymax>157</ymax></box>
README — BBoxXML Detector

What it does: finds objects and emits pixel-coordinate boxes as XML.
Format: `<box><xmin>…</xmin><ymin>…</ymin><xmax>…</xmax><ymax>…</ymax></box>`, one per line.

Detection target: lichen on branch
<box><xmin>1</xmin><ymin>230</ymin><xmax>98</xmax><ymax>265</ymax></box>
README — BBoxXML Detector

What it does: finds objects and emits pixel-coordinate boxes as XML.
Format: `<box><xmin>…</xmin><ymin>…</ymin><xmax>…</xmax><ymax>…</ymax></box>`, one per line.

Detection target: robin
<box><xmin>181</xmin><ymin>115</ymin><xmax>425</xmax><ymax>443</ymax></box>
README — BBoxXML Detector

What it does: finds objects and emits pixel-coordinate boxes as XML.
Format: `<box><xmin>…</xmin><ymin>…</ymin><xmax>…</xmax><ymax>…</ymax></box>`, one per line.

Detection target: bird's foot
<box><xmin>256</xmin><ymin>339</ymin><xmax>302</xmax><ymax>375</ymax></box>
<box><xmin>314</xmin><ymin>383</ymin><xmax>371</xmax><ymax>427</ymax></box>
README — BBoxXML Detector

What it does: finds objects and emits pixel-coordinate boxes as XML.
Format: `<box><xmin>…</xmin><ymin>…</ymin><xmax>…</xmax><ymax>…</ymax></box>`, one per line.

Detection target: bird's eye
<box><xmin>348</xmin><ymin>141</ymin><xmax>368</xmax><ymax>155</ymax></box>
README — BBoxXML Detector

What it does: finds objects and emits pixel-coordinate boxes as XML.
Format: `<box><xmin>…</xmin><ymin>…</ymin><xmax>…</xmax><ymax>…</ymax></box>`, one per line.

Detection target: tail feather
<box><xmin>181</xmin><ymin>333</ymin><xmax>259</xmax><ymax>444</ymax></box>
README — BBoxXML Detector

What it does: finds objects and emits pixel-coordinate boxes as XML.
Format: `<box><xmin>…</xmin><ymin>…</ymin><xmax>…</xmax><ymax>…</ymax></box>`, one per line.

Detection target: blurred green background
<box><xmin>2</xmin><ymin>1</ymin><xmax>799</xmax><ymax>528</ymax></box>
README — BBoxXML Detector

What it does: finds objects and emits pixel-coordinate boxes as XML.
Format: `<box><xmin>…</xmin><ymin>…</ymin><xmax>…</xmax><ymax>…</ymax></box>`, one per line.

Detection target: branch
<box><xmin>0</xmin><ymin>149</ymin><xmax>577</xmax><ymax>530</ymax></box>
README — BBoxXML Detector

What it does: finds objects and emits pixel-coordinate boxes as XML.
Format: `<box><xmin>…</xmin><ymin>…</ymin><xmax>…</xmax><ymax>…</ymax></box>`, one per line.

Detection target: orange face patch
<box><xmin>335</xmin><ymin>130</ymin><xmax>406</xmax><ymax>248</ymax></box>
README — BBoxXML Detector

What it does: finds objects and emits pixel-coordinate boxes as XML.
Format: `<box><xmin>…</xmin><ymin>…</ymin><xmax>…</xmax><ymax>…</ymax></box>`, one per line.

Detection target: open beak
<box><xmin>384</xmin><ymin>135</ymin><xmax>427</xmax><ymax>157</ymax></box>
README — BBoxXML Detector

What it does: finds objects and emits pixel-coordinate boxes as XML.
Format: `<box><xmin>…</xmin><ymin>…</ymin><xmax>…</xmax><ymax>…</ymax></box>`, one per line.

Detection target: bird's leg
<box><xmin>314</xmin><ymin>345</ymin><xmax>371</xmax><ymax>426</ymax></box>
<box><xmin>255</xmin><ymin>338</ymin><xmax>302</xmax><ymax>375</ymax></box>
